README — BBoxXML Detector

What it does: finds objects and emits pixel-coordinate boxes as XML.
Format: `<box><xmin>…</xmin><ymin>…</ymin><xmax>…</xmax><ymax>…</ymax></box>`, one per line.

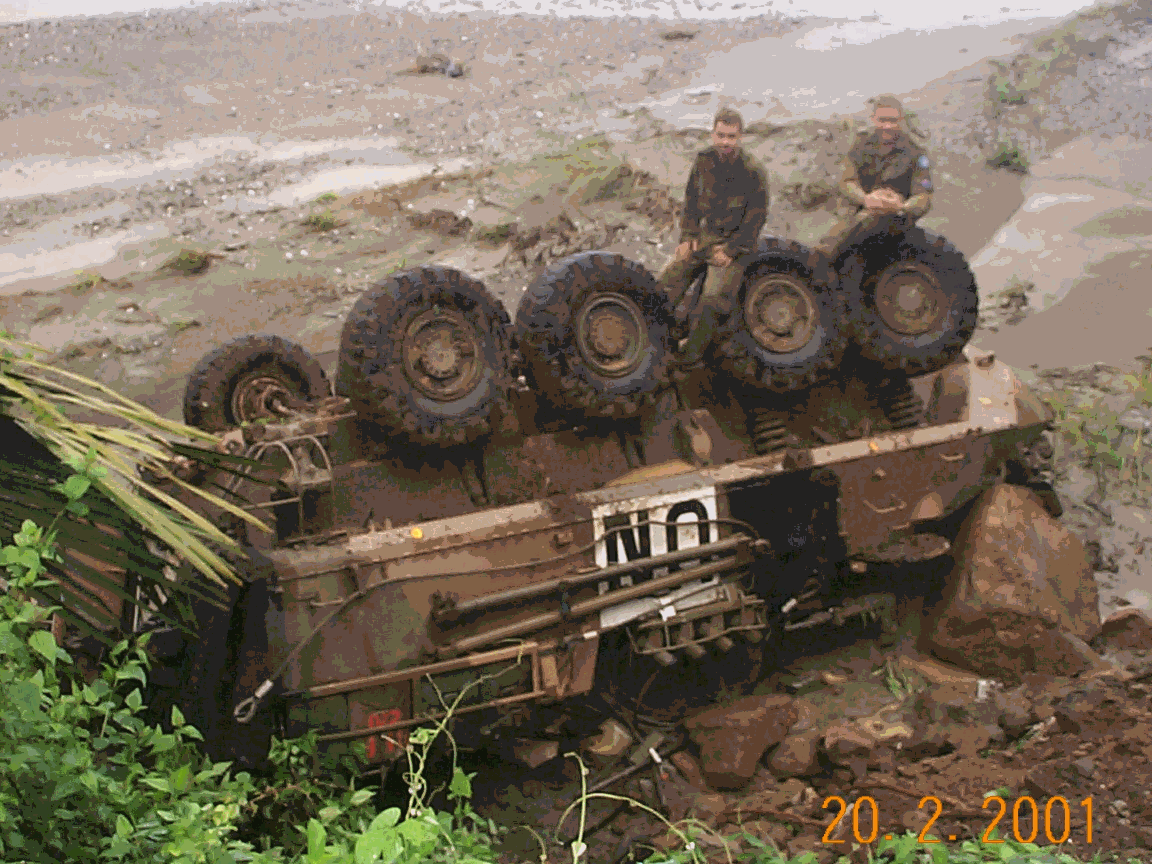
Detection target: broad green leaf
<box><xmin>354</xmin><ymin>830</ymin><xmax>403</xmax><ymax>864</ymax></box>
<box><xmin>115</xmin><ymin>814</ymin><xmax>133</xmax><ymax>838</ymax></box>
<box><xmin>141</xmin><ymin>776</ymin><xmax>171</xmax><ymax>793</ymax></box>
<box><xmin>449</xmin><ymin>767</ymin><xmax>474</xmax><ymax>800</ymax></box>
<box><xmin>171</xmin><ymin>705</ymin><xmax>185</xmax><ymax>728</ymax></box>
<box><xmin>306</xmin><ymin>819</ymin><xmax>327</xmax><ymax>858</ymax></box>
<box><xmin>28</xmin><ymin>630</ymin><xmax>58</xmax><ymax>664</ymax></box>
<box><xmin>319</xmin><ymin>805</ymin><xmax>342</xmax><ymax>824</ymax></box>
<box><xmin>349</xmin><ymin>789</ymin><xmax>373</xmax><ymax>807</ymax></box>
<box><xmin>170</xmin><ymin>765</ymin><xmax>191</xmax><ymax>793</ymax></box>
<box><xmin>125</xmin><ymin>688</ymin><xmax>143</xmax><ymax>711</ymax></box>
<box><xmin>368</xmin><ymin>809</ymin><xmax>401</xmax><ymax>833</ymax></box>
<box><xmin>61</xmin><ymin>474</ymin><xmax>91</xmax><ymax>500</ymax></box>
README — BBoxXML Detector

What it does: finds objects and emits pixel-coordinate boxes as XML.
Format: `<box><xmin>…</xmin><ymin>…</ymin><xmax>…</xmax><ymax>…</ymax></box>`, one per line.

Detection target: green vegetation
<box><xmin>303</xmin><ymin>209</ymin><xmax>340</xmax><ymax>232</ymax></box>
<box><xmin>0</xmin><ymin>334</ymin><xmax>266</xmax><ymax>637</ymax></box>
<box><xmin>67</xmin><ymin>269</ymin><xmax>106</xmax><ymax>290</ymax></box>
<box><xmin>987</xmin><ymin>139</ymin><xmax>1030</xmax><ymax>175</ymax></box>
<box><xmin>314</xmin><ymin>193</ymin><xmax>340</xmax><ymax>205</ymax></box>
<box><xmin>1043</xmin><ymin>352</ymin><xmax>1152</xmax><ymax>500</ymax></box>
<box><xmin>488</xmin><ymin>137</ymin><xmax>643</xmax><ymax>209</ymax></box>
<box><xmin>159</xmin><ymin>248</ymin><xmax>223</xmax><ymax>276</ymax></box>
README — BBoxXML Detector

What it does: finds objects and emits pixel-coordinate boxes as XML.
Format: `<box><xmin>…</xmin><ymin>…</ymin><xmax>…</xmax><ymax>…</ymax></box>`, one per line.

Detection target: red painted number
<box><xmin>365</xmin><ymin>708</ymin><xmax>406</xmax><ymax>759</ymax></box>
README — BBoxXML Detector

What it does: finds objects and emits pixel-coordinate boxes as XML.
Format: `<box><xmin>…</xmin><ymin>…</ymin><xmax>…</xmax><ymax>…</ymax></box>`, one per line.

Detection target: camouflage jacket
<box><xmin>678</xmin><ymin>147</ymin><xmax>770</xmax><ymax>257</ymax></box>
<box><xmin>839</xmin><ymin>130</ymin><xmax>933</xmax><ymax>221</ymax></box>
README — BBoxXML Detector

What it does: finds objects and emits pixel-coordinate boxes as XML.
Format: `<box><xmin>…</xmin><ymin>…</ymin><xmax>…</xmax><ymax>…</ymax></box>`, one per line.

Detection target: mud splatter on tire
<box><xmin>716</xmin><ymin>237</ymin><xmax>847</xmax><ymax>391</ymax></box>
<box><xmin>835</xmin><ymin>216</ymin><xmax>979</xmax><ymax>377</ymax></box>
<box><xmin>514</xmin><ymin>251</ymin><xmax>674</xmax><ymax>421</ymax></box>
<box><xmin>336</xmin><ymin>267</ymin><xmax>514</xmax><ymax>445</ymax></box>
<box><xmin>183</xmin><ymin>333</ymin><xmax>331</xmax><ymax>432</ymax></box>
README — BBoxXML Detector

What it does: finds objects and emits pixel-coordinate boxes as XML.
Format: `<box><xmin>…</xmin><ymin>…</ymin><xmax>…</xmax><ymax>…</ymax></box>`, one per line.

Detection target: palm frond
<box><xmin>0</xmin><ymin>333</ymin><xmax>279</xmax><ymax>642</ymax></box>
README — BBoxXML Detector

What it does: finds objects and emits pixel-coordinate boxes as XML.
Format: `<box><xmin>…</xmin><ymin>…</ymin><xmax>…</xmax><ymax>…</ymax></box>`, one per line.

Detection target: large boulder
<box><xmin>921</xmin><ymin>483</ymin><xmax>1102</xmax><ymax>685</ymax></box>
<box><xmin>685</xmin><ymin>694</ymin><xmax>797</xmax><ymax>790</ymax></box>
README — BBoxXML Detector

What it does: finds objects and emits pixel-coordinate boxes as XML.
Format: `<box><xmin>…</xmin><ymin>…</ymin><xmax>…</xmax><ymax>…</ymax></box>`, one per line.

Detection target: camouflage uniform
<box><xmin>658</xmin><ymin>146</ymin><xmax>769</xmax><ymax>364</ymax></box>
<box><xmin>817</xmin><ymin>128</ymin><xmax>934</xmax><ymax>256</ymax></box>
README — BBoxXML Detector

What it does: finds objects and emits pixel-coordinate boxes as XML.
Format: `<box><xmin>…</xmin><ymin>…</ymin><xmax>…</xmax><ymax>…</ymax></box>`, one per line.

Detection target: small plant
<box><xmin>987</xmin><ymin>139</ymin><xmax>1030</xmax><ymax>174</ymax></box>
<box><xmin>303</xmin><ymin>209</ymin><xmax>339</xmax><ymax>232</ymax></box>
<box><xmin>67</xmin><ymin>269</ymin><xmax>105</xmax><ymax>290</ymax></box>
<box><xmin>159</xmin><ymin>248</ymin><xmax>223</xmax><ymax>276</ymax></box>
<box><xmin>313</xmin><ymin>192</ymin><xmax>339</xmax><ymax>205</ymax></box>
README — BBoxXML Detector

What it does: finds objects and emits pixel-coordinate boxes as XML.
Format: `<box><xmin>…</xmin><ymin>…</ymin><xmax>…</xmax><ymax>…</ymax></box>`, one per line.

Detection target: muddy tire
<box><xmin>836</xmin><ymin>216</ymin><xmax>979</xmax><ymax>377</ymax></box>
<box><xmin>514</xmin><ymin>251</ymin><xmax>673</xmax><ymax>420</ymax></box>
<box><xmin>716</xmin><ymin>237</ymin><xmax>847</xmax><ymax>390</ymax></box>
<box><xmin>183</xmin><ymin>334</ymin><xmax>330</xmax><ymax>432</ymax></box>
<box><xmin>336</xmin><ymin>267</ymin><xmax>513</xmax><ymax>445</ymax></box>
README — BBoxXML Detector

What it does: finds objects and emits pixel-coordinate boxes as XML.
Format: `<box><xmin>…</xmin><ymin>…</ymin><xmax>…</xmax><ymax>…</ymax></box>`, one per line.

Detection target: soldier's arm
<box><xmin>728</xmin><ymin>163</ymin><xmax>769</xmax><ymax>256</ymax></box>
<box><xmin>679</xmin><ymin>157</ymin><xmax>703</xmax><ymax>241</ymax></box>
<box><xmin>901</xmin><ymin>154</ymin><xmax>934</xmax><ymax>220</ymax></box>
<box><xmin>838</xmin><ymin>156</ymin><xmax>868</xmax><ymax>208</ymax></box>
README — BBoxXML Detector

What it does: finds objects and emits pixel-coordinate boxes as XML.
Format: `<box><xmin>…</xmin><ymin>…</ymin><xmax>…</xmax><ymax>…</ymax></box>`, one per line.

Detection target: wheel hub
<box><xmin>575</xmin><ymin>293</ymin><xmax>647</xmax><ymax>378</ymax></box>
<box><xmin>231</xmin><ymin>374</ymin><xmax>296</xmax><ymax>425</ymax></box>
<box><xmin>875</xmin><ymin>262</ymin><xmax>944</xmax><ymax>336</ymax></box>
<box><xmin>404</xmin><ymin>309</ymin><xmax>482</xmax><ymax>402</ymax></box>
<box><xmin>745</xmin><ymin>275</ymin><xmax>817</xmax><ymax>354</ymax></box>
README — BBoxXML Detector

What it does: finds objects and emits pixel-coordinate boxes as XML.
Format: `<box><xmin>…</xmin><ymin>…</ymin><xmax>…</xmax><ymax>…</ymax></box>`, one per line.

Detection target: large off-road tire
<box><xmin>716</xmin><ymin>237</ymin><xmax>847</xmax><ymax>391</ymax></box>
<box><xmin>336</xmin><ymin>266</ymin><xmax>514</xmax><ymax>445</ymax></box>
<box><xmin>835</xmin><ymin>215</ymin><xmax>979</xmax><ymax>377</ymax></box>
<box><xmin>183</xmin><ymin>334</ymin><xmax>331</xmax><ymax>432</ymax></box>
<box><xmin>514</xmin><ymin>251</ymin><xmax>674</xmax><ymax>420</ymax></box>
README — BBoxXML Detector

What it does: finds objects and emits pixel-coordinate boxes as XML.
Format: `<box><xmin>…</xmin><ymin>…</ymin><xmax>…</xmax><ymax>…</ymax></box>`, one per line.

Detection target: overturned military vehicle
<box><xmin>130</xmin><ymin>215</ymin><xmax>1052</xmax><ymax>772</ymax></box>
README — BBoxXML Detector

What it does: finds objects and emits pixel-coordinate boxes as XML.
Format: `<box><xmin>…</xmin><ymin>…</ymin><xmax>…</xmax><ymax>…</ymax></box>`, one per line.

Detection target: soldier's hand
<box><xmin>675</xmin><ymin>240</ymin><xmax>697</xmax><ymax>261</ymax></box>
<box><xmin>865</xmin><ymin>190</ymin><xmax>902</xmax><ymax>213</ymax></box>
<box><xmin>710</xmin><ymin>246</ymin><xmax>733</xmax><ymax>268</ymax></box>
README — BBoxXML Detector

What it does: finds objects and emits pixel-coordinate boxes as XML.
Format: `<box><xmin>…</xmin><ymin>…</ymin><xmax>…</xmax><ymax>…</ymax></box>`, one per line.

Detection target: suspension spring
<box><xmin>883</xmin><ymin>382</ymin><xmax>925</xmax><ymax>431</ymax></box>
<box><xmin>751</xmin><ymin>411</ymin><xmax>792</xmax><ymax>456</ymax></box>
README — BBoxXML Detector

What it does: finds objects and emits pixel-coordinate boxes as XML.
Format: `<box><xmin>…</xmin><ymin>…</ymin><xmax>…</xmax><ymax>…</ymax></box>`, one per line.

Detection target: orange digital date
<box><xmin>821</xmin><ymin>795</ymin><xmax>1095</xmax><ymax>845</ymax></box>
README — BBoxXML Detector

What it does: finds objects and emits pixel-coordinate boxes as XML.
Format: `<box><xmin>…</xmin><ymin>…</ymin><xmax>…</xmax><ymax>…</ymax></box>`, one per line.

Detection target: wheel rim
<box><xmin>403</xmin><ymin>308</ymin><xmax>483</xmax><ymax>402</ymax></box>
<box><xmin>575</xmin><ymin>292</ymin><xmax>647</xmax><ymax>378</ymax></box>
<box><xmin>874</xmin><ymin>261</ymin><xmax>945</xmax><ymax>336</ymax></box>
<box><xmin>745</xmin><ymin>274</ymin><xmax>818</xmax><ymax>355</ymax></box>
<box><xmin>230</xmin><ymin>373</ymin><xmax>298</xmax><ymax>425</ymax></box>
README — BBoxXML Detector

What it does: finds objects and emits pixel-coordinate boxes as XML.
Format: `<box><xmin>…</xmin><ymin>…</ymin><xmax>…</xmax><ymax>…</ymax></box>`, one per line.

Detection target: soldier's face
<box><xmin>712</xmin><ymin>122</ymin><xmax>742</xmax><ymax>159</ymax></box>
<box><xmin>872</xmin><ymin>107</ymin><xmax>902</xmax><ymax>145</ymax></box>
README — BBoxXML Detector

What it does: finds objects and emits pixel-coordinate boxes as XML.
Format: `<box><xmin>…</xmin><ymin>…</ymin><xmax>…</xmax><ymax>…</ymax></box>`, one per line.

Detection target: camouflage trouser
<box><xmin>816</xmin><ymin>209</ymin><xmax>920</xmax><ymax>257</ymax></box>
<box><xmin>657</xmin><ymin>244</ymin><xmax>754</xmax><ymax>364</ymax></box>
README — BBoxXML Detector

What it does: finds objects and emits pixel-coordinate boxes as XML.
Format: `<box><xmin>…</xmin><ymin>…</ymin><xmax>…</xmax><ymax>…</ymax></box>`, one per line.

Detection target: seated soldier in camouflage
<box><xmin>657</xmin><ymin>107</ymin><xmax>769</xmax><ymax>371</ymax></box>
<box><xmin>817</xmin><ymin>93</ymin><xmax>934</xmax><ymax>256</ymax></box>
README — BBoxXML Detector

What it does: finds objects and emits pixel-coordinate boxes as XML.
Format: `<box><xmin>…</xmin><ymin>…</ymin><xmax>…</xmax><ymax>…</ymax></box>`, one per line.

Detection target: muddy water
<box><xmin>971</xmin><ymin>131</ymin><xmax>1152</xmax><ymax>371</ymax></box>
<box><xmin>629</xmin><ymin>17</ymin><xmax>1062</xmax><ymax>130</ymax></box>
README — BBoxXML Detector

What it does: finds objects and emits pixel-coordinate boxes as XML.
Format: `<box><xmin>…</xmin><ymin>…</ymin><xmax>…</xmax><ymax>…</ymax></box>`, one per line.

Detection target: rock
<box><xmin>687</xmin><ymin>791</ymin><xmax>728</xmax><ymax>827</ymax></box>
<box><xmin>897</xmin><ymin>653</ymin><xmax>984</xmax><ymax>686</ymax></box>
<box><xmin>1072</xmin><ymin>756</ymin><xmax>1096</xmax><ymax>778</ymax></box>
<box><xmin>581</xmin><ymin>718</ymin><xmax>633</xmax><ymax>763</ymax></box>
<box><xmin>511</xmin><ymin>739</ymin><xmax>559</xmax><ymax>769</ymax></box>
<box><xmin>1053</xmin><ymin>677</ymin><xmax>1129</xmax><ymax>738</ymax></box>
<box><xmin>685</xmin><ymin>694</ymin><xmax>797</xmax><ymax>790</ymax></box>
<box><xmin>1097</xmin><ymin>608</ymin><xmax>1152</xmax><ymax>652</ymax></box>
<box><xmin>670</xmin><ymin>751</ymin><xmax>709</xmax><ymax>791</ymax></box>
<box><xmin>822</xmin><ymin>720</ymin><xmax>874</xmax><ymax>778</ymax></box>
<box><xmin>921</xmin><ymin>483</ymin><xmax>1102</xmax><ymax>685</ymax></box>
<box><xmin>915</xmin><ymin>682</ymin><xmax>1000</xmax><ymax>727</ymax></box>
<box><xmin>993</xmin><ymin>685</ymin><xmax>1036</xmax><ymax>738</ymax></box>
<box><xmin>768</xmin><ymin>730</ymin><xmax>821</xmax><ymax>777</ymax></box>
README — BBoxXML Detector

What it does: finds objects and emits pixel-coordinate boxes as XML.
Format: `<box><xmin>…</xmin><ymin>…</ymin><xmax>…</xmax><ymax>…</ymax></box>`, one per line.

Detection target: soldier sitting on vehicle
<box><xmin>657</xmin><ymin>107</ymin><xmax>769</xmax><ymax>373</ymax></box>
<box><xmin>817</xmin><ymin>93</ymin><xmax>934</xmax><ymax>257</ymax></box>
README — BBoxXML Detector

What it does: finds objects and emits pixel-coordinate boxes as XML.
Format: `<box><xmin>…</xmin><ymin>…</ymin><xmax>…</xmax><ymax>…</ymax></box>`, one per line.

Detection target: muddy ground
<box><xmin>2</xmin><ymin>0</ymin><xmax>1152</xmax><ymax>861</ymax></box>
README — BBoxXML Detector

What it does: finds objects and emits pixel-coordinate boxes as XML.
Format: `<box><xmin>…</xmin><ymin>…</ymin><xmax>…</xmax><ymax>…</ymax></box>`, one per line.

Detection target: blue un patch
<box><xmin>921</xmin><ymin>179</ymin><xmax>933</xmax><ymax>190</ymax></box>
<box><xmin>917</xmin><ymin>155</ymin><xmax>930</xmax><ymax>169</ymax></box>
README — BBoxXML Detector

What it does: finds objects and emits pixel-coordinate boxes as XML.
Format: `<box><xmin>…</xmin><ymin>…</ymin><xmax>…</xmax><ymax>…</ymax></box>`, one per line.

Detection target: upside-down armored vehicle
<box><xmin>97</xmin><ymin>215</ymin><xmax>1058</xmax><ymax>772</ymax></box>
